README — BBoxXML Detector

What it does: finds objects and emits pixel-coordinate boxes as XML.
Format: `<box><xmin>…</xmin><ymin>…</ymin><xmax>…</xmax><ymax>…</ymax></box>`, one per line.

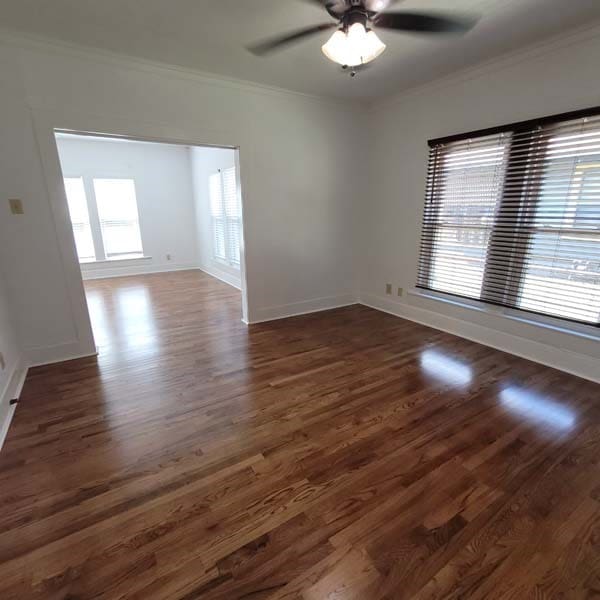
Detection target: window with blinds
<box><xmin>417</xmin><ymin>108</ymin><xmax>600</xmax><ymax>327</ymax></box>
<box><xmin>64</xmin><ymin>177</ymin><xmax>96</xmax><ymax>262</ymax></box>
<box><xmin>209</xmin><ymin>167</ymin><xmax>241</xmax><ymax>267</ymax></box>
<box><xmin>64</xmin><ymin>176</ymin><xmax>144</xmax><ymax>264</ymax></box>
<box><xmin>93</xmin><ymin>178</ymin><xmax>144</xmax><ymax>260</ymax></box>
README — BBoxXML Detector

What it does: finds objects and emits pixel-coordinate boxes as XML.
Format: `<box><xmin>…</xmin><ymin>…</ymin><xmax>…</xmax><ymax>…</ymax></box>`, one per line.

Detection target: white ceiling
<box><xmin>1</xmin><ymin>0</ymin><xmax>599</xmax><ymax>101</ymax></box>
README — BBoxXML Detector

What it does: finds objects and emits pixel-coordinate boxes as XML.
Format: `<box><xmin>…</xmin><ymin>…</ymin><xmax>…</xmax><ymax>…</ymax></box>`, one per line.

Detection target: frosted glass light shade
<box><xmin>321</xmin><ymin>23</ymin><xmax>386</xmax><ymax>67</ymax></box>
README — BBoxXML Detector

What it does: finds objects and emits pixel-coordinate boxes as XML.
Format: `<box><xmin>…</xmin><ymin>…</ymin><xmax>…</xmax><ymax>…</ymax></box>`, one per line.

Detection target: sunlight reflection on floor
<box><xmin>419</xmin><ymin>348</ymin><xmax>473</xmax><ymax>386</ymax></box>
<box><xmin>500</xmin><ymin>386</ymin><xmax>577</xmax><ymax>431</ymax></box>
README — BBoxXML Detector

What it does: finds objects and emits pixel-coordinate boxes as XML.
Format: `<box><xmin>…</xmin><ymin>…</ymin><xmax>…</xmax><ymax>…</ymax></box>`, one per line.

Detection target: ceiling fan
<box><xmin>248</xmin><ymin>0</ymin><xmax>477</xmax><ymax>74</ymax></box>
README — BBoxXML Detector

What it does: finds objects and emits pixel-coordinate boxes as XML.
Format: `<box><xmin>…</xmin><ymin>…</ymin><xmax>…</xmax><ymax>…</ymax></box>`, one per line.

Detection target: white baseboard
<box><xmin>198</xmin><ymin>264</ymin><xmax>241</xmax><ymax>290</ymax></box>
<box><xmin>0</xmin><ymin>359</ymin><xmax>28</xmax><ymax>452</ymax></box>
<box><xmin>360</xmin><ymin>293</ymin><xmax>600</xmax><ymax>384</ymax></box>
<box><xmin>81</xmin><ymin>262</ymin><xmax>199</xmax><ymax>280</ymax></box>
<box><xmin>248</xmin><ymin>294</ymin><xmax>357</xmax><ymax>324</ymax></box>
<box><xmin>82</xmin><ymin>261</ymin><xmax>242</xmax><ymax>288</ymax></box>
<box><xmin>26</xmin><ymin>340</ymin><xmax>97</xmax><ymax>368</ymax></box>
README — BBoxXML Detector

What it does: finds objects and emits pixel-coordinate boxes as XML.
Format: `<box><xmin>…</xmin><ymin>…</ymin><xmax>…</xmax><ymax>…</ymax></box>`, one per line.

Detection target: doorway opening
<box><xmin>54</xmin><ymin>131</ymin><xmax>246</xmax><ymax>357</ymax></box>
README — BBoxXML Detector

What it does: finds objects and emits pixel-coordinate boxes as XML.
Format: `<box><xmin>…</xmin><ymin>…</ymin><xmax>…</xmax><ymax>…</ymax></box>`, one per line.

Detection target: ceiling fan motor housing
<box><xmin>326</xmin><ymin>0</ymin><xmax>373</xmax><ymax>22</ymax></box>
<box><xmin>343</xmin><ymin>7</ymin><xmax>370</xmax><ymax>32</ymax></box>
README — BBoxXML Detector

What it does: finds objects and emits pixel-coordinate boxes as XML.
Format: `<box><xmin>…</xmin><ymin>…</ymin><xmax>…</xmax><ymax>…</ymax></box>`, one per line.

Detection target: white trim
<box><xmin>31</xmin><ymin>112</ymin><xmax>98</xmax><ymax>363</ymax></box>
<box><xmin>408</xmin><ymin>288</ymin><xmax>600</xmax><ymax>343</ymax></box>
<box><xmin>0</xmin><ymin>30</ymin><xmax>361</xmax><ymax>109</ymax></box>
<box><xmin>248</xmin><ymin>294</ymin><xmax>357</xmax><ymax>324</ymax></box>
<box><xmin>81</xmin><ymin>256</ymin><xmax>152</xmax><ymax>265</ymax></box>
<box><xmin>0</xmin><ymin>360</ymin><xmax>28</xmax><ymax>452</ymax></box>
<box><xmin>369</xmin><ymin>21</ymin><xmax>600</xmax><ymax>112</ymax></box>
<box><xmin>26</xmin><ymin>341</ymin><xmax>97</xmax><ymax>368</ymax></box>
<box><xmin>0</xmin><ymin>404</ymin><xmax>16</xmax><ymax>453</ymax></box>
<box><xmin>81</xmin><ymin>262</ymin><xmax>199</xmax><ymax>281</ymax></box>
<box><xmin>408</xmin><ymin>288</ymin><xmax>491</xmax><ymax>314</ymax></box>
<box><xmin>359</xmin><ymin>292</ymin><xmax>600</xmax><ymax>384</ymax></box>
<box><xmin>198</xmin><ymin>264</ymin><xmax>241</xmax><ymax>290</ymax></box>
<box><xmin>2</xmin><ymin>22</ymin><xmax>598</xmax><ymax>112</ymax></box>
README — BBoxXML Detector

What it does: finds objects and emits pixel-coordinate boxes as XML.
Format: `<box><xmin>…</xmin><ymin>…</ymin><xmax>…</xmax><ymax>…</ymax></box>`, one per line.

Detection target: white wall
<box><xmin>0</xmin><ymin>34</ymin><xmax>362</xmax><ymax>364</ymax></box>
<box><xmin>0</xmin><ymin>43</ymin><xmax>86</xmax><ymax>366</ymax></box>
<box><xmin>360</xmin><ymin>25</ymin><xmax>600</xmax><ymax>382</ymax></box>
<box><xmin>55</xmin><ymin>135</ymin><xmax>199</xmax><ymax>279</ymax></box>
<box><xmin>189</xmin><ymin>146</ymin><xmax>239</xmax><ymax>289</ymax></box>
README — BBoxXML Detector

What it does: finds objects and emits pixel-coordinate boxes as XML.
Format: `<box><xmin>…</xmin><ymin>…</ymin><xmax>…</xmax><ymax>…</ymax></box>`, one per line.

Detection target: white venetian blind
<box><xmin>417</xmin><ymin>110</ymin><xmax>600</xmax><ymax>327</ymax></box>
<box><xmin>420</xmin><ymin>133</ymin><xmax>509</xmax><ymax>299</ymax></box>
<box><xmin>209</xmin><ymin>167</ymin><xmax>241</xmax><ymax>267</ymax></box>
<box><xmin>222</xmin><ymin>167</ymin><xmax>241</xmax><ymax>266</ymax></box>
<box><xmin>93</xmin><ymin>178</ymin><xmax>144</xmax><ymax>259</ymax></box>
<box><xmin>209</xmin><ymin>171</ymin><xmax>226</xmax><ymax>261</ymax></box>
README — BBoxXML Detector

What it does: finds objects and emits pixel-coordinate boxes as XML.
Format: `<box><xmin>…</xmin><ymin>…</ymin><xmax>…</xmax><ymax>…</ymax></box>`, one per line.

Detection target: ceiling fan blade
<box><xmin>247</xmin><ymin>23</ymin><xmax>337</xmax><ymax>56</ymax></box>
<box><xmin>299</xmin><ymin>0</ymin><xmax>348</xmax><ymax>18</ymax></box>
<box><xmin>364</xmin><ymin>0</ymin><xmax>402</xmax><ymax>13</ymax></box>
<box><xmin>373</xmin><ymin>11</ymin><xmax>477</xmax><ymax>34</ymax></box>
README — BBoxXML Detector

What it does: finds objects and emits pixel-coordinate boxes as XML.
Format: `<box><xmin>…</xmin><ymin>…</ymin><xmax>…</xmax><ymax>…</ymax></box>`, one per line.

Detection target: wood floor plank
<box><xmin>0</xmin><ymin>270</ymin><xmax>598</xmax><ymax>599</ymax></box>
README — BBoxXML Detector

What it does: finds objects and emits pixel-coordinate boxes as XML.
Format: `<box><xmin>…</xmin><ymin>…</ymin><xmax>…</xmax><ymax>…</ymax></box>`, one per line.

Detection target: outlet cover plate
<box><xmin>9</xmin><ymin>198</ymin><xmax>24</xmax><ymax>215</ymax></box>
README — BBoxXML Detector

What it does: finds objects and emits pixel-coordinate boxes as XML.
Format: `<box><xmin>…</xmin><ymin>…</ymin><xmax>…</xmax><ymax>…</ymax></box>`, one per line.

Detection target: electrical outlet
<box><xmin>166</xmin><ymin>254</ymin><xmax>172</xmax><ymax>261</ymax></box>
<box><xmin>397</xmin><ymin>287</ymin><xmax>403</xmax><ymax>297</ymax></box>
<box><xmin>8</xmin><ymin>198</ymin><xmax>24</xmax><ymax>215</ymax></box>
<box><xmin>0</xmin><ymin>352</ymin><xmax>5</xmax><ymax>371</ymax></box>
<box><xmin>385</xmin><ymin>283</ymin><xmax>392</xmax><ymax>295</ymax></box>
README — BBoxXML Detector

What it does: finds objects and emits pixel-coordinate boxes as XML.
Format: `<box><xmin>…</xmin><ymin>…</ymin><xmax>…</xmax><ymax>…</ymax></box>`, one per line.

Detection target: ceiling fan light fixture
<box><xmin>321</xmin><ymin>22</ymin><xmax>386</xmax><ymax>67</ymax></box>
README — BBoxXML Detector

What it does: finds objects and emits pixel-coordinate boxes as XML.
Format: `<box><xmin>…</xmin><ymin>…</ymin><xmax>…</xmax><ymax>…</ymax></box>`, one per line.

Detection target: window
<box><xmin>64</xmin><ymin>177</ymin><xmax>95</xmax><ymax>262</ymax></box>
<box><xmin>210</xmin><ymin>172</ymin><xmax>226</xmax><ymax>262</ymax></box>
<box><xmin>418</xmin><ymin>109</ymin><xmax>600</xmax><ymax>327</ymax></box>
<box><xmin>209</xmin><ymin>167</ymin><xmax>241</xmax><ymax>267</ymax></box>
<box><xmin>64</xmin><ymin>176</ymin><xmax>144</xmax><ymax>263</ymax></box>
<box><xmin>93</xmin><ymin>179</ymin><xmax>143</xmax><ymax>259</ymax></box>
<box><xmin>422</xmin><ymin>133</ymin><xmax>509</xmax><ymax>299</ymax></box>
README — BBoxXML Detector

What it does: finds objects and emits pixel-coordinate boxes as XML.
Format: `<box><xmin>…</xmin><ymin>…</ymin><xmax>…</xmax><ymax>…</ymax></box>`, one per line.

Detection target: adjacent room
<box><xmin>0</xmin><ymin>1</ymin><xmax>599</xmax><ymax>598</ymax></box>
<box><xmin>54</xmin><ymin>133</ymin><xmax>244</xmax><ymax>357</ymax></box>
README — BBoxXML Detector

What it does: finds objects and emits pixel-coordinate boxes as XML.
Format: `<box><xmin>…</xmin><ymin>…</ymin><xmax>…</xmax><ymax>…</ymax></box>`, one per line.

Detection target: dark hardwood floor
<box><xmin>1</xmin><ymin>269</ymin><xmax>599</xmax><ymax>599</ymax></box>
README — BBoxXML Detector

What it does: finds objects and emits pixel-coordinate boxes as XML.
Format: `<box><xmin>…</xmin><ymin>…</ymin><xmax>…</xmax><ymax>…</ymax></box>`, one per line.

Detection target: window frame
<box><xmin>419</xmin><ymin>105</ymin><xmax>600</xmax><ymax>329</ymax></box>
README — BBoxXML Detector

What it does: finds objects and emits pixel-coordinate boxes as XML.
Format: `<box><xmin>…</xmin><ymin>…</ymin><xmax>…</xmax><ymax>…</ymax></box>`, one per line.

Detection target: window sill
<box><xmin>80</xmin><ymin>256</ymin><xmax>152</xmax><ymax>265</ymax></box>
<box><xmin>408</xmin><ymin>288</ymin><xmax>600</xmax><ymax>342</ymax></box>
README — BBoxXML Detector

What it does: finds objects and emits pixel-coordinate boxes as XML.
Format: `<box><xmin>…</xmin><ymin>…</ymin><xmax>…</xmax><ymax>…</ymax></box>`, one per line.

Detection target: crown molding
<box><xmin>368</xmin><ymin>20</ymin><xmax>600</xmax><ymax>114</ymax></box>
<box><xmin>0</xmin><ymin>29</ymin><xmax>365</xmax><ymax>111</ymax></box>
<box><xmin>0</xmin><ymin>19</ymin><xmax>598</xmax><ymax>116</ymax></box>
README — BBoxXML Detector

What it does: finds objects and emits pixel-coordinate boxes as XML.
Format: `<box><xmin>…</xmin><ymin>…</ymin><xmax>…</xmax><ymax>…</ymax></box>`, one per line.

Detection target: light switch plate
<box><xmin>9</xmin><ymin>198</ymin><xmax>24</xmax><ymax>215</ymax></box>
<box><xmin>385</xmin><ymin>283</ymin><xmax>392</xmax><ymax>295</ymax></box>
